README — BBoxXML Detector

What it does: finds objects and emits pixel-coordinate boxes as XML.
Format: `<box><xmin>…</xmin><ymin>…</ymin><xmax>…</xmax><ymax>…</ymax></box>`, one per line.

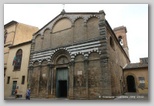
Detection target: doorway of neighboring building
<box><xmin>56</xmin><ymin>68</ymin><xmax>68</xmax><ymax>98</ymax></box>
<box><xmin>11</xmin><ymin>81</ymin><xmax>17</xmax><ymax>95</ymax></box>
<box><xmin>126</xmin><ymin>75</ymin><xmax>136</xmax><ymax>92</ymax></box>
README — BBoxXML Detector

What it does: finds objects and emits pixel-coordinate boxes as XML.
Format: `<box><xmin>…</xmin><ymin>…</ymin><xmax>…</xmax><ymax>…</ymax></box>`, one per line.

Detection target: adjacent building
<box><xmin>123</xmin><ymin>57</ymin><xmax>148</xmax><ymax>94</ymax></box>
<box><xmin>4</xmin><ymin>21</ymin><xmax>38</xmax><ymax>98</ymax></box>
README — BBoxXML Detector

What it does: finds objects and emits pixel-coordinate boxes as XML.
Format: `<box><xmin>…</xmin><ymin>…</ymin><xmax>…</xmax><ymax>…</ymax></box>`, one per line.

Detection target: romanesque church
<box><xmin>28</xmin><ymin>9</ymin><xmax>132</xmax><ymax>99</ymax></box>
<box><xmin>4</xmin><ymin>10</ymin><xmax>148</xmax><ymax>100</ymax></box>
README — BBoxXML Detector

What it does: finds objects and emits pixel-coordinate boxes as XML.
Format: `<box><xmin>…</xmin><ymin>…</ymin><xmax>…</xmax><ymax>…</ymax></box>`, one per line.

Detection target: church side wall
<box><xmin>106</xmin><ymin>29</ymin><xmax>129</xmax><ymax>96</ymax></box>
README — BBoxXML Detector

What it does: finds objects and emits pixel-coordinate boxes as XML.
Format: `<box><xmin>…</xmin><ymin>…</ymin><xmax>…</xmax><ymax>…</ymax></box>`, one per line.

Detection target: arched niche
<box><xmin>42</xmin><ymin>29</ymin><xmax>51</xmax><ymax>50</ymax></box>
<box><xmin>33</xmin><ymin>60</ymin><xmax>39</xmax><ymax>66</ymax></box>
<box><xmin>51</xmin><ymin>49</ymin><xmax>71</xmax><ymax>65</ymax></box>
<box><xmin>75</xmin><ymin>54</ymin><xmax>84</xmax><ymax>62</ymax></box>
<box><xmin>56</xmin><ymin>55</ymin><xmax>69</xmax><ymax>65</ymax></box>
<box><xmin>39</xmin><ymin>59</ymin><xmax>48</xmax><ymax>96</ymax></box>
<box><xmin>87</xmin><ymin>17</ymin><xmax>99</xmax><ymax>40</ymax></box>
<box><xmin>88</xmin><ymin>52</ymin><xmax>101</xmax><ymax>88</ymax></box>
<box><xmin>52</xmin><ymin>18</ymin><xmax>72</xmax><ymax>33</ymax></box>
<box><xmin>88</xmin><ymin>52</ymin><xmax>100</xmax><ymax>61</ymax></box>
<box><xmin>74</xmin><ymin>54</ymin><xmax>85</xmax><ymax>87</ymax></box>
<box><xmin>34</xmin><ymin>34</ymin><xmax>42</xmax><ymax>51</ymax></box>
<box><xmin>74</xmin><ymin>18</ymin><xmax>86</xmax><ymax>42</ymax></box>
<box><xmin>41</xmin><ymin>59</ymin><xmax>48</xmax><ymax>65</ymax></box>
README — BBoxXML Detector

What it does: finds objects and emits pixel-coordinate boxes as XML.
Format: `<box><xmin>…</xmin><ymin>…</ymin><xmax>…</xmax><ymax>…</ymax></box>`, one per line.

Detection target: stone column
<box><xmin>52</xmin><ymin>67</ymin><xmax>56</xmax><ymax>98</ymax></box>
<box><xmin>84</xmin><ymin>55</ymin><xmax>89</xmax><ymax>99</ymax></box>
<box><xmin>69</xmin><ymin>60</ymin><xmax>75</xmax><ymax>99</ymax></box>
<box><xmin>28</xmin><ymin>65</ymin><xmax>33</xmax><ymax>89</ymax></box>
<box><xmin>46</xmin><ymin>64</ymin><xmax>51</xmax><ymax>97</ymax></box>
<box><xmin>51</xmin><ymin>64</ymin><xmax>55</xmax><ymax>97</ymax></box>
<box><xmin>37</xmin><ymin>64</ymin><xmax>42</xmax><ymax>96</ymax></box>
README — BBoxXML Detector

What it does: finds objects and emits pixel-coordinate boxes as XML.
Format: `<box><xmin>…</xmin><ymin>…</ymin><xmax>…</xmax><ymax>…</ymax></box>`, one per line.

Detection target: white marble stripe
<box><xmin>31</xmin><ymin>56</ymin><xmax>51</xmax><ymax>61</ymax></box>
<box><xmin>32</xmin><ymin>41</ymin><xmax>101</xmax><ymax>59</ymax></box>
<box><xmin>31</xmin><ymin>47</ymin><xmax>99</xmax><ymax>61</ymax></box>
<box><xmin>32</xmin><ymin>43</ymin><xmax>100</xmax><ymax>58</ymax></box>
<box><xmin>33</xmin><ymin>53</ymin><xmax>53</xmax><ymax>58</ymax></box>
<box><xmin>66</xmin><ymin>41</ymin><xmax>100</xmax><ymax>49</ymax></box>
<box><xmin>68</xmin><ymin>44</ymin><xmax>101</xmax><ymax>52</ymax></box>
<box><xmin>71</xmin><ymin>48</ymin><xmax>99</xmax><ymax>55</ymax></box>
<box><xmin>33</xmin><ymin>42</ymin><xmax>101</xmax><ymax>56</ymax></box>
<box><xmin>33</xmin><ymin>51</ymin><xmax>54</xmax><ymax>56</ymax></box>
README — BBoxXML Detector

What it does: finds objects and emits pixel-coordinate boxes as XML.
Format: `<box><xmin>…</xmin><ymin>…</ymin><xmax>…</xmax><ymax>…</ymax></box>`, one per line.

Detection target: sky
<box><xmin>4</xmin><ymin>4</ymin><xmax>148</xmax><ymax>63</ymax></box>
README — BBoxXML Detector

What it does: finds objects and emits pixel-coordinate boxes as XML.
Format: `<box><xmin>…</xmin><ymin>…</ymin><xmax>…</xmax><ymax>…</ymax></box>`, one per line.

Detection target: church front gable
<box><xmin>32</xmin><ymin>13</ymin><xmax>104</xmax><ymax>52</ymax></box>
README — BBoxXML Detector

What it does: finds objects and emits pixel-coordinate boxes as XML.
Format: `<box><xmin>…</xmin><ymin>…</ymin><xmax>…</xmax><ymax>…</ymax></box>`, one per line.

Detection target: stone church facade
<box><xmin>28</xmin><ymin>10</ymin><xmax>130</xmax><ymax>99</ymax></box>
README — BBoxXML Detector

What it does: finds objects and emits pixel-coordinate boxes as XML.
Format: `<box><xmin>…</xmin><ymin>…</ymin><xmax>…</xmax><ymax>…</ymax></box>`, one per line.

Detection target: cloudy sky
<box><xmin>4</xmin><ymin>4</ymin><xmax>148</xmax><ymax>63</ymax></box>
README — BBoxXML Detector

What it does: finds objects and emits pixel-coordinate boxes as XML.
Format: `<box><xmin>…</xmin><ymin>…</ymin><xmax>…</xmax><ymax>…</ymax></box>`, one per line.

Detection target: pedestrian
<box><xmin>26</xmin><ymin>88</ymin><xmax>31</xmax><ymax>100</ymax></box>
<box><xmin>14</xmin><ymin>86</ymin><xmax>18</xmax><ymax>99</ymax></box>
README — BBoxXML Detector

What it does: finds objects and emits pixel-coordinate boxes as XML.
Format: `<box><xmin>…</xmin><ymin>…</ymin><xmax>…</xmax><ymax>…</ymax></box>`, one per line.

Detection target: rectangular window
<box><xmin>7</xmin><ymin>76</ymin><xmax>10</xmax><ymax>84</ymax></box>
<box><xmin>139</xmin><ymin>77</ymin><xmax>145</xmax><ymax>83</ymax></box>
<box><xmin>21</xmin><ymin>76</ymin><xmax>25</xmax><ymax>84</ymax></box>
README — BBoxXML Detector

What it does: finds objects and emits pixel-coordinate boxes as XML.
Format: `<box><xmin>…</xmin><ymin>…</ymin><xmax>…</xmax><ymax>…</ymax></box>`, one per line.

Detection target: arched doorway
<box><xmin>126</xmin><ymin>75</ymin><xmax>136</xmax><ymax>92</ymax></box>
<box><xmin>52</xmin><ymin>50</ymin><xmax>70</xmax><ymax>98</ymax></box>
<box><xmin>56</xmin><ymin>67</ymin><xmax>68</xmax><ymax>98</ymax></box>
